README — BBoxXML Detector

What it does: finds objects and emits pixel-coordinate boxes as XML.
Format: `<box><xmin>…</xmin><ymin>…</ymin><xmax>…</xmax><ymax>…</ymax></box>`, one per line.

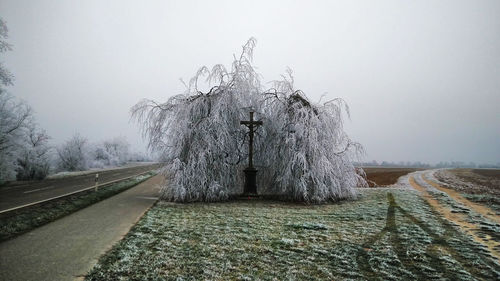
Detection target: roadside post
<box><xmin>95</xmin><ymin>173</ymin><xmax>99</xmax><ymax>191</ymax></box>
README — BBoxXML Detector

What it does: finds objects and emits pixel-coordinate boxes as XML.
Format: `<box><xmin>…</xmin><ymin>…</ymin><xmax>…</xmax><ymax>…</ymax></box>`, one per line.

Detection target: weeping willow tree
<box><xmin>132</xmin><ymin>38</ymin><xmax>366</xmax><ymax>203</ymax></box>
<box><xmin>132</xmin><ymin>38</ymin><xmax>260</xmax><ymax>202</ymax></box>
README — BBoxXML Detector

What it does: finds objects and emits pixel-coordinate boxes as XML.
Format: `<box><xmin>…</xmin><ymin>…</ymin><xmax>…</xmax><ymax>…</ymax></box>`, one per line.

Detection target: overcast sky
<box><xmin>1</xmin><ymin>0</ymin><xmax>499</xmax><ymax>164</ymax></box>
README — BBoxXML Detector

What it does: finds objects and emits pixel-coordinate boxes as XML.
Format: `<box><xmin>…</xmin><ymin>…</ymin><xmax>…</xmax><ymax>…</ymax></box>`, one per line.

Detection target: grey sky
<box><xmin>1</xmin><ymin>0</ymin><xmax>499</xmax><ymax>164</ymax></box>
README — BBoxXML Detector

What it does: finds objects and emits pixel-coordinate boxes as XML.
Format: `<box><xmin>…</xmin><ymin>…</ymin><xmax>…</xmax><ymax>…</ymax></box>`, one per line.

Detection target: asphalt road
<box><xmin>0</xmin><ymin>163</ymin><xmax>160</xmax><ymax>212</ymax></box>
<box><xmin>0</xmin><ymin>174</ymin><xmax>163</xmax><ymax>281</ymax></box>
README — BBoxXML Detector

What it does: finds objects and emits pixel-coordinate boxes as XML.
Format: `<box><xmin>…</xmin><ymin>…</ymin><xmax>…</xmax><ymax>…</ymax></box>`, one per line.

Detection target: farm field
<box><xmin>362</xmin><ymin>167</ymin><xmax>424</xmax><ymax>187</ymax></box>
<box><xmin>86</xmin><ymin>169</ymin><xmax>500</xmax><ymax>280</ymax></box>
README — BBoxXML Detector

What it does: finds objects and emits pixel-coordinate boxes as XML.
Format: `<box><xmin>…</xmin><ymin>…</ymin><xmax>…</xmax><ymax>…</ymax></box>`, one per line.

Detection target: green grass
<box><xmin>0</xmin><ymin>172</ymin><xmax>155</xmax><ymax>242</ymax></box>
<box><xmin>86</xmin><ymin>189</ymin><xmax>500</xmax><ymax>280</ymax></box>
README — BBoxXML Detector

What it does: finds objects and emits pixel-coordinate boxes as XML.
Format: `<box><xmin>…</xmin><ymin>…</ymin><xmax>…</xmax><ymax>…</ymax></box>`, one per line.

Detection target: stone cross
<box><xmin>240</xmin><ymin>111</ymin><xmax>263</xmax><ymax>195</ymax></box>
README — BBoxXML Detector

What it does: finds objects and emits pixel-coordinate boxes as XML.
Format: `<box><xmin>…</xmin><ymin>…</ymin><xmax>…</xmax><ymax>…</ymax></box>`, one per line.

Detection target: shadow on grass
<box><xmin>357</xmin><ymin>193</ymin><xmax>499</xmax><ymax>280</ymax></box>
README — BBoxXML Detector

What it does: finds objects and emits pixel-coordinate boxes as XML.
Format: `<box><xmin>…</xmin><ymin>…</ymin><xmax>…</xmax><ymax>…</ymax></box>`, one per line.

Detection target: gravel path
<box><xmin>0</xmin><ymin>175</ymin><xmax>163</xmax><ymax>281</ymax></box>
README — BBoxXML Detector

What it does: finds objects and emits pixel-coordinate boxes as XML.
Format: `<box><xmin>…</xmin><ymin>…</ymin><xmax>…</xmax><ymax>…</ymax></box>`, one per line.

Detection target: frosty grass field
<box><xmin>86</xmin><ymin>170</ymin><xmax>500</xmax><ymax>280</ymax></box>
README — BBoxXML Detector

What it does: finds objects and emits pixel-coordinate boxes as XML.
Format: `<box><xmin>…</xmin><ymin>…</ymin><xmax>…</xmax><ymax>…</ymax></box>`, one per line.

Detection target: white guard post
<box><xmin>95</xmin><ymin>173</ymin><xmax>99</xmax><ymax>191</ymax></box>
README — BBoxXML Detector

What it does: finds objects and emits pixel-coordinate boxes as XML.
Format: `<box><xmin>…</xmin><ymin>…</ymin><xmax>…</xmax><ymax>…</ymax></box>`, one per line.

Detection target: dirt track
<box><xmin>406</xmin><ymin>170</ymin><xmax>500</xmax><ymax>262</ymax></box>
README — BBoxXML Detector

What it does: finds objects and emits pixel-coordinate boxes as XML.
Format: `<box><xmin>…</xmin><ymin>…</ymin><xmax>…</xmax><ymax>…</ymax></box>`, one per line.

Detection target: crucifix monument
<box><xmin>240</xmin><ymin>111</ymin><xmax>263</xmax><ymax>195</ymax></box>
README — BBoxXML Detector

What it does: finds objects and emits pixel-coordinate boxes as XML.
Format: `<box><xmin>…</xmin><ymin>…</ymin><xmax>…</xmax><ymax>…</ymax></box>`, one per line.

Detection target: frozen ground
<box><xmin>434</xmin><ymin>169</ymin><xmax>500</xmax><ymax>214</ymax></box>
<box><xmin>404</xmin><ymin>170</ymin><xmax>500</xmax><ymax>262</ymax></box>
<box><xmin>86</xmin><ymin>177</ymin><xmax>500</xmax><ymax>280</ymax></box>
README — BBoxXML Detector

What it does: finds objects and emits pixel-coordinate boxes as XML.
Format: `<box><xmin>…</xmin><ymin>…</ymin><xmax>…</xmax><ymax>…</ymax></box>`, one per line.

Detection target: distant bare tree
<box><xmin>0</xmin><ymin>95</ymin><xmax>32</xmax><ymax>182</ymax></box>
<box><xmin>57</xmin><ymin>134</ymin><xmax>88</xmax><ymax>171</ymax></box>
<box><xmin>91</xmin><ymin>137</ymin><xmax>130</xmax><ymax>167</ymax></box>
<box><xmin>0</xmin><ymin>17</ymin><xmax>33</xmax><ymax>183</ymax></box>
<box><xmin>0</xmin><ymin>17</ymin><xmax>14</xmax><ymax>87</ymax></box>
<box><xmin>16</xmin><ymin>124</ymin><xmax>51</xmax><ymax>180</ymax></box>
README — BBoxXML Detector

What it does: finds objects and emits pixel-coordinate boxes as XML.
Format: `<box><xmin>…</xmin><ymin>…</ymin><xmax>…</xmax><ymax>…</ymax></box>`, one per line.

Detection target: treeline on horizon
<box><xmin>356</xmin><ymin>160</ymin><xmax>500</xmax><ymax>169</ymax></box>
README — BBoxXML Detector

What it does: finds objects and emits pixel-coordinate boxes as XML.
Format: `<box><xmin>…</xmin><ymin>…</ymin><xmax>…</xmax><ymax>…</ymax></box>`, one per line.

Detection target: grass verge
<box><xmin>0</xmin><ymin>171</ymin><xmax>156</xmax><ymax>242</ymax></box>
<box><xmin>86</xmin><ymin>189</ymin><xmax>500</xmax><ymax>280</ymax></box>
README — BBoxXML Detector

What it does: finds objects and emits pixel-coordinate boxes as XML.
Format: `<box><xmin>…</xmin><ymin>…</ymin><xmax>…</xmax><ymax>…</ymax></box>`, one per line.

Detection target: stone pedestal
<box><xmin>243</xmin><ymin>167</ymin><xmax>258</xmax><ymax>195</ymax></box>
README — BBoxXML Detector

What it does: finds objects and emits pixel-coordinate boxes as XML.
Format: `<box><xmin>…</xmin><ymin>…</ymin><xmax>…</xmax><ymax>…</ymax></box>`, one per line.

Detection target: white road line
<box><xmin>0</xmin><ymin>170</ymin><xmax>155</xmax><ymax>214</ymax></box>
<box><xmin>24</xmin><ymin>186</ymin><xmax>55</xmax><ymax>194</ymax></box>
<box><xmin>136</xmin><ymin>196</ymin><xmax>159</xmax><ymax>200</ymax></box>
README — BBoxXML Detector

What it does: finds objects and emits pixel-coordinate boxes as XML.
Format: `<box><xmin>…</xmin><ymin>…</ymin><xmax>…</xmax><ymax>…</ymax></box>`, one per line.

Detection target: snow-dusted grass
<box><xmin>86</xmin><ymin>189</ymin><xmax>500</xmax><ymax>280</ymax></box>
<box><xmin>434</xmin><ymin>169</ymin><xmax>500</xmax><ymax>214</ymax></box>
<box><xmin>0</xmin><ymin>172</ymin><xmax>156</xmax><ymax>242</ymax></box>
<box><xmin>463</xmin><ymin>193</ymin><xmax>500</xmax><ymax>215</ymax></box>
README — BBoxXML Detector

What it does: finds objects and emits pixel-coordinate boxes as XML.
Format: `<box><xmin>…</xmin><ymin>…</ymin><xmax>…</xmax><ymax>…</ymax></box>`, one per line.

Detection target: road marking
<box><xmin>24</xmin><ymin>186</ymin><xmax>55</xmax><ymax>194</ymax></box>
<box><xmin>0</xmin><ymin>170</ymin><xmax>156</xmax><ymax>214</ymax></box>
<box><xmin>136</xmin><ymin>196</ymin><xmax>159</xmax><ymax>200</ymax></box>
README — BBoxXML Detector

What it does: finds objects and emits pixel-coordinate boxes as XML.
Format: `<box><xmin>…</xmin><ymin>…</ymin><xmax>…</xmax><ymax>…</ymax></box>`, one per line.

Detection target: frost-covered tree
<box><xmin>0</xmin><ymin>17</ymin><xmax>32</xmax><ymax>183</ymax></box>
<box><xmin>0</xmin><ymin>93</ymin><xmax>32</xmax><ymax>182</ymax></box>
<box><xmin>0</xmin><ymin>17</ymin><xmax>53</xmax><ymax>182</ymax></box>
<box><xmin>91</xmin><ymin>137</ymin><xmax>130</xmax><ymax>167</ymax></box>
<box><xmin>16</xmin><ymin>124</ymin><xmax>51</xmax><ymax>180</ymax></box>
<box><xmin>56</xmin><ymin>134</ymin><xmax>88</xmax><ymax>171</ymax></box>
<box><xmin>133</xmin><ymin>38</ymin><xmax>365</xmax><ymax>203</ymax></box>
<box><xmin>0</xmin><ymin>17</ymin><xmax>13</xmax><ymax>87</ymax></box>
<box><xmin>256</xmin><ymin>70</ymin><xmax>365</xmax><ymax>202</ymax></box>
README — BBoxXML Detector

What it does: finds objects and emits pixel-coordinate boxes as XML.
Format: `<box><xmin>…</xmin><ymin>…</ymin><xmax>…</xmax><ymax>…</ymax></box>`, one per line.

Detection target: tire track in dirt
<box><xmin>422</xmin><ymin>171</ymin><xmax>500</xmax><ymax>224</ymax></box>
<box><xmin>357</xmin><ymin>192</ymin><xmax>497</xmax><ymax>280</ymax></box>
<box><xmin>408</xmin><ymin>174</ymin><xmax>500</xmax><ymax>261</ymax></box>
